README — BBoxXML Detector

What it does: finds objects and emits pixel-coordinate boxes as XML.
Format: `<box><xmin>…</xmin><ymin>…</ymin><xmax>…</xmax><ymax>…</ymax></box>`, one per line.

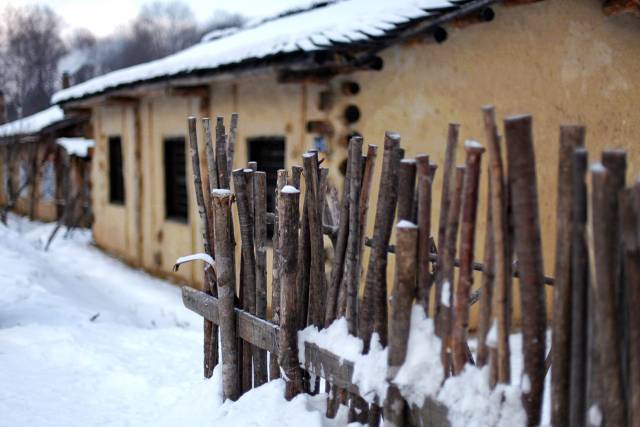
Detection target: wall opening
<box><xmin>247</xmin><ymin>136</ymin><xmax>285</xmax><ymax>239</ymax></box>
<box><xmin>108</xmin><ymin>136</ymin><xmax>125</xmax><ymax>205</ymax></box>
<box><xmin>164</xmin><ymin>136</ymin><xmax>188</xmax><ymax>222</ymax></box>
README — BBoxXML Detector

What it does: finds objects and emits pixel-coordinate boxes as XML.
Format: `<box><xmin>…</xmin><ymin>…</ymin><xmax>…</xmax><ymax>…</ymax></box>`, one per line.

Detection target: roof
<box><xmin>0</xmin><ymin>106</ymin><xmax>64</xmax><ymax>139</ymax></box>
<box><xmin>53</xmin><ymin>0</ymin><xmax>483</xmax><ymax>104</ymax></box>
<box><xmin>56</xmin><ymin>137</ymin><xmax>95</xmax><ymax>158</ymax></box>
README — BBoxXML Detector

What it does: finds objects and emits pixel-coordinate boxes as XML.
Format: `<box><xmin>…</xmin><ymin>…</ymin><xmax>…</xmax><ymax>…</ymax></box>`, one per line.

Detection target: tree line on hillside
<box><xmin>0</xmin><ymin>1</ymin><xmax>245</xmax><ymax>122</ymax></box>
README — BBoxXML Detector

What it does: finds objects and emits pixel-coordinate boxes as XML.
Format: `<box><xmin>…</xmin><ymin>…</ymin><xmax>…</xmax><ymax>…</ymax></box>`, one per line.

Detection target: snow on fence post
<box><xmin>621</xmin><ymin>183</ymin><xmax>640</xmax><ymax>426</ymax></box>
<box><xmin>435</xmin><ymin>124</ymin><xmax>460</xmax><ymax>339</ymax></box>
<box><xmin>551</xmin><ymin>125</ymin><xmax>585</xmax><ymax>426</ymax></box>
<box><xmin>270</xmin><ymin>169</ymin><xmax>288</xmax><ymax>380</ymax></box>
<box><xmin>590</xmin><ymin>164</ymin><xmax>626</xmax><ymax>426</ymax></box>
<box><xmin>504</xmin><ymin>114</ymin><xmax>546</xmax><ymax>426</ymax></box>
<box><xmin>569</xmin><ymin>148</ymin><xmax>588</xmax><ymax>427</ymax></box>
<box><xmin>211</xmin><ymin>189</ymin><xmax>240</xmax><ymax>401</ymax></box>
<box><xmin>187</xmin><ymin>116</ymin><xmax>218</xmax><ymax>378</ymax></box>
<box><xmin>254</xmin><ymin>171</ymin><xmax>269</xmax><ymax>386</ymax></box>
<box><xmin>360</xmin><ymin>131</ymin><xmax>401</xmax><ymax>351</ymax></box>
<box><xmin>415</xmin><ymin>154</ymin><xmax>434</xmax><ymax>313</ymax></box>
<box><xmin>233</xmin><ymin>168</ymin><xmax>257</xmax><ymax>393</ymax></box>
<box><xmin>439</xmin><ymin>166</ymin><xmax>465</xmax><ymax>379</ymax></box>
<box><xmin>452</xmin><ymin>142</ymin><xmax>484</xmax><ymax>375</ymax></box>
<box><xmin>482</xmin><ymin>106</ymin><xmax>510</xmax><ymax>386</ymax></box>
<box><xmin>278</xmin><ymin>184</ymin><xmax>303</xmax><ymax>400</ymax></box>
<box><xmin>385</xmin><ymin>220</ymin><xmax>418</xmax><ymax>427</ymax></box>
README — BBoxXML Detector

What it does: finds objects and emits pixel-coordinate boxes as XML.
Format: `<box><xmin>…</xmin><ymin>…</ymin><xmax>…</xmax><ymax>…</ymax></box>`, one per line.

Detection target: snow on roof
<box><xmin>0</xmin><ymin>106</ymin><xmax>64</xmax><ymax>138</ymax></box>
<box><xmin>56</xmin><ymin>137</ymin><xmax>95</xmax><ymax>158</ymax></box>
<box><xmin>53</xmin><ymin>0</ymin><xmax>467</xmax><ymax>104</ymax></box>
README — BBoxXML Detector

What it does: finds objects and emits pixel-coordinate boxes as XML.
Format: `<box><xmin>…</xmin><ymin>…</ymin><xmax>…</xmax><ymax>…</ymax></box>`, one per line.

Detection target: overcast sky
<box><xmin>0</xmin><ymin>0</ymin><xmax>312</xmax><ymax>37</ymax></box>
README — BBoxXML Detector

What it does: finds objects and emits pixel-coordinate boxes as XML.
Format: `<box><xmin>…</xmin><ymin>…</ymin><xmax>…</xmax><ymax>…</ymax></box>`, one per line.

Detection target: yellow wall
<box><xmin>88</xmin><ymin>0</ymin><xmax>640</xmax><ymax>324</ymax></box>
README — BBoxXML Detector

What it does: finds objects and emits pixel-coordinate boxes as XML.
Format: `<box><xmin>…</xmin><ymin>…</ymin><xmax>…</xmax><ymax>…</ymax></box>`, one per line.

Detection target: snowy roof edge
<box><xmin>52</xmin><ymin>0</ymin><xmax>492</xmax><ymax>105</ymax></box>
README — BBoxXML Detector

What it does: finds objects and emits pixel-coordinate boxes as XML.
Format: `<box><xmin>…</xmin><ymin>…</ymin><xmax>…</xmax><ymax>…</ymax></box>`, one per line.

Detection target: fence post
<box><xmin>416</xmin><ymin>155</ymin><xmax>434</xmax><ymax>312</ymax></box>
<box><xmin>254</xmin><ymin>170</ymin><xmax>268</xmax><ymax>386</ymax></box>
<box><xmin>270</xmin><ymin>169</ymin><xmax>288</xmax><ymax>380</ymax></box>
<box><xmin>505</xmin><ymin>114</ymin><xmax>546</xmax><ymax>426</ymax></box>
<box><xmin>360</xmin><ymin>132</ymin><xmax>401</xmax><ymax>350</ymax></box>
<box><xmin>551</xmin><ymin>125</ymin><xmax>585</xmax><ymax>426</ymax></box>
<box><xmin>435</xmin><ymin>124</ymin><xmax>460</xmax><ymax>338</ymax></box>
<box><xmin>278</xmin><ymin>185</ymin><xmax>303</xmax><ymax>400</ymax></box>
<box><xmin>452</xmin><ymin>142</ymin><xmax>484</xmax><ymax>375</ymax></box>
<box><xmin>211</xmin><ymin>189</ymin><xmax>239</xmax><ymax>401</ymax></box>
<box><xmin>440</xmin><ymin>166</ymin><xmax>465</xmax><ymax>378</ymax></box>
<box><xmin>385</xmin><ymin>220</ymin><xmax>418</xmax><ymax>427</ymax></box>
<box><xmin>187</xmin><ymin>117</ymin><xmax>218</xmax><ymax>378</ymax></box>
<box><xmin>621</xmin><ymin>183</ymin><xmax>640</xmax><ymax>426</ymax></box>
<box><xmin>569</xmin><ymin>148</ymin><xmax>588</xmax><ymax>427</ymax></box>
<box><xmin>590</xmin><ymin>164</ymin><xmax>626</xmax><ymax>426</ymax></box>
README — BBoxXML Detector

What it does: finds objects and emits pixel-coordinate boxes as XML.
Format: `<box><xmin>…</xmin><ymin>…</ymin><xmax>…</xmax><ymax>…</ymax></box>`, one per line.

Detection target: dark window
<box><xmin>164</xmin><ymin>137</ymin><xmax>188</xmax><ymax>222</ymax></box>
<box><xmin>108</xmin><ymin>136</ymin><xmax>125</xmax><ymax>204</ymax></box>
<box><xmin>247</xmin><ymin>136</ymin><xmax>286</xmax><ymax>239</ymax></box>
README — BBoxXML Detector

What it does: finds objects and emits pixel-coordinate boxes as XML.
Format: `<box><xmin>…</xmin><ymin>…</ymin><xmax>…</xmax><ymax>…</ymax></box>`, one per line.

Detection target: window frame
<box><xmin>247</xmin><ymin>135</ymin><xmax>286</xmax><ymax>240</ymax></box>
<box><xmin>163</xmin><ymin>135</ymin><xmax>189</xmax><ymax>223</ymax></box>
<box><xmin>108</xmin><ymin>135</ymin><xmax>125</xmax><ymax>205</ymax></box>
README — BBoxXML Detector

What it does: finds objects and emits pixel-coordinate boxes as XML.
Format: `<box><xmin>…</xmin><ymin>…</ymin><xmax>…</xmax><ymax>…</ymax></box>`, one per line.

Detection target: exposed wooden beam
<box><xmin>603</xmin><ymin>0</ymin><xmax>640</xmax><ymax>16</ymax></box>
<box><xmin>167</xmin><ymin>85</ymin><xmax>210</xmax><ymax>98</ymax></box>
<box><xmin>182</xmin><ymin>286</ymin><xmax>280</xmax><ymax>355</ymax></box>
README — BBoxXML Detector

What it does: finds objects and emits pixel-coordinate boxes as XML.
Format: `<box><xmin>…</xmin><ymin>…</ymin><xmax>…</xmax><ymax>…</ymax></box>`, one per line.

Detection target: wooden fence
<box><xmin>177</xmin><ymin>109</ymin><xmax>639</xmax><ymax>427</ymax></box>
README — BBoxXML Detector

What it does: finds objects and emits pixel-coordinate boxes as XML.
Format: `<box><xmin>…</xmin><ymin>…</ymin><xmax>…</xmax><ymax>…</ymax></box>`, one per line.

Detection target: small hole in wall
<box><xmin>341</xmin><ymin>81</ymin><xmax>360</xmax><ymax>96</ymax></box>
<box><xmin>344</xmin><ymin>105</ymin><xmax>360</xmax><ymax>124</ymax></box>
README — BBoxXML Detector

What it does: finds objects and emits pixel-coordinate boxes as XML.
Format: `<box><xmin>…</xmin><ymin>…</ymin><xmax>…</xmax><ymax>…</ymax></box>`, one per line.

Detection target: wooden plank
<box><xmin>182</xmin><ymin>286</ymin><xmax>279</xmax><ymax>356</ymax></box>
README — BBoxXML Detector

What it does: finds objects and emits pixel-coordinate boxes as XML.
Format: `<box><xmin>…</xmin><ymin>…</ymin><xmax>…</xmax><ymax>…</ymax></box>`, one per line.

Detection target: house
<box><xmin>0</xmin><ymin>102</ymin><xmax>93</xmax><ymax>226</ymax></box>
<box><xmin>50</xmin><ymin>0</ymin><xmax>640</xmax><ymax>320</ymax></box>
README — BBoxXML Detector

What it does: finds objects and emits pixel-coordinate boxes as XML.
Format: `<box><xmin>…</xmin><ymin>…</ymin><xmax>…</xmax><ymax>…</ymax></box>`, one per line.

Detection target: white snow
<box><xmin>397</xmin><ymin>219</ymin><xmax>418</xmax><ymax>229</ymax></box>
<box><xmin>590</xmin><ymin>162</ymin><xmax>606</xmax><ymax>173</ymax></box>
<box><xmin>174</xmin><ymin>253</ymin><xmax>216</xmax><ymax>272</ymax></box>
<box><xmin>588</xmin><ymin>404</ymin><xmax>603</xmax><ymax>426</ymax></box>
<box><xmin>441</xmin><ymin>280</ymin><xmax>451</xmax><ymax>307</ymax></box>
<box><xmin>487</xmin><ymin>320</ymin><xmax>498</xmax><ymax>348</ymax></box>
<box><xmin>53</xmin><ymin>0</ymin><xmax>461</xmax><ymax>104</ymax></box>
<box><xmin>438</xmin><ymin>367</ymin><xmax>526</xmax><ymax>427</ymax></box>
<box><xmin>56</xmin><ymin>137</ymin><xmax>95</xmax><ymax>158</ymax></box>
<box><xmin>393</xmin><ymin>306</ymin><xmax>443</xmax><ymax>406</ymax></box>
<box><xmin>0</xmin><ymin>106</ymin><xmax>64</xmax><ymax>138</ymax></box>
<box><xmin>465</xmin><ymin>140</ymin><xmax>484</xmax><ymax>150</ymax></box>
<box><xmin>521</xmin><ymin>374</ymin><xmax>531</xmax><ymax>393</ymax></box>
<box><xmin>281</xmin><ymin>185</ymin><xmax>300</xmax><ymax>194</ymax></box>
<box><xmin>0</xmin><ymin>214</ymin><xmax>347</xmax><ymax>427</ymax></box>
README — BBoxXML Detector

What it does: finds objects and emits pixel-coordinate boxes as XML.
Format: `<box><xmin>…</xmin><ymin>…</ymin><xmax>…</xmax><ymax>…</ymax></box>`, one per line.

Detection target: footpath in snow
<box><xmin>0</xmin><ymin>215</ymin><xmax>347</xmax><ymax>427</ymax></box>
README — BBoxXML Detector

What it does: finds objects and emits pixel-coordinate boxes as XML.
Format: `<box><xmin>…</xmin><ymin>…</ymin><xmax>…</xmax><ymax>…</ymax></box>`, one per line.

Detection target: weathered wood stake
<box><xmin>278</xmin><ymin>185</ymin><xmax>304</xmax><ymax>400</ymax></box>
<box><xmin>385</xmin><ymin>220</ymin><xmax>418</xmax><ymax>427</ymax></box>
<box><xmin>504</xmin><ymin>114</ymin><xmax>546</xmax><ymax>426</ymax></box>
<box><xmin>211</xmin><ymin>189</ymin><xmax>239</xmax><ymax>401</ymax></box>
<box><xmin>551</xmin><ymin>125</ymin><xmax>585</xmax><ymax>426</ymax></box>
<box><xmin>569</xmin><ymin>148</ymin><xmax>588</xmax><ymax>427</ymax></box>
<box><xmin>254</xmin><ymin>171</ymin><xmax>268</xmax><ymax>386</ymax></box>
<box><xmin>360</xmin><ymin>132</ymin><xmax>401</xmax><ymax>350</ymax></box>
<box><xmin>452</xmin><ymin>142</ymin><xmax>484</xmax><ymax>375</ymax></box>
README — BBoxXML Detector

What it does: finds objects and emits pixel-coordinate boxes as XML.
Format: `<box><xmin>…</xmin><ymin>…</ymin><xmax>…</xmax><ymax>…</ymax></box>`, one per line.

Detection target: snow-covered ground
<box><xmin>0</xmin><ymin>215</ymin><xmax>347</xmax><ymax>427</ymax></box>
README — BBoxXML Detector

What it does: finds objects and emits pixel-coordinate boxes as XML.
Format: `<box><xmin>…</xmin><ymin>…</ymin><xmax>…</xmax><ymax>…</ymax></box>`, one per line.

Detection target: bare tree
<box><xmin>0</xmin><ymin>5</ymin><xmax>67</xmax><ymax>119</ymax></box>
